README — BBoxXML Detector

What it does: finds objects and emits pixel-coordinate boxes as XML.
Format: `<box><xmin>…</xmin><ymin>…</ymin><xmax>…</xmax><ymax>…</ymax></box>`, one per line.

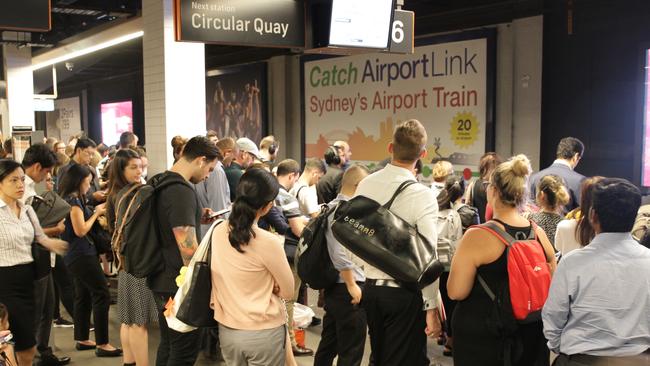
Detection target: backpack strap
<box><xmin>477</xmin><ymin>274</ymin><xmax>496</xmax><ymax>302</ymax></box>
<box><xmin>294</xmin><ymin>185</ymin><xmax>306</xmax><ymax>200</ymax></box>
<box><xmin>383</xmin><ymin>180</ymin><xmax>418</xmax><ymax>209</ymax></box>
<box><xmin>112</xmin><ymin>185</ymin><xmax>145</xmax><ymax>270</ymax></box>
<box><xmin>474</xmin><ymin>221</ymin><xmax>517</xmax><ymax>247</ymax></box>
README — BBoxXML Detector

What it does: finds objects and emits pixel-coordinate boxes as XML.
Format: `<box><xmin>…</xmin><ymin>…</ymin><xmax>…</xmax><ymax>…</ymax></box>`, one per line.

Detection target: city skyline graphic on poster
<box><xmin>304</xmin><ymin>37</ymin><xmax>488</xmax><ymax>170</ymax></box>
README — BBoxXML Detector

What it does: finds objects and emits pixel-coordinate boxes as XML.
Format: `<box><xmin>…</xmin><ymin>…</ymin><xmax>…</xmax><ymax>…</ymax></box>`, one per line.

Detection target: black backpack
<box><xmin>296</xmin><ymin>204</ymin><xmax>339</xmax><ymax>290</ymax></box>
<box><xmin>456</xmin><ymin>203</ymin><xmax>480</xmax><ymax>232</ymax></box>
<box><xmin>112</xmin><ymin>173</ymin><xmax>187</xmax><ymax>278</ymax></box>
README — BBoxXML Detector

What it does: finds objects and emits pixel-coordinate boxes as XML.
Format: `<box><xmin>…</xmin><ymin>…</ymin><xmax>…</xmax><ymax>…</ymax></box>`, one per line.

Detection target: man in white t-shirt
<box><xmin>290</xmin><ymin>158</ymin><xmax>326</xmax><ymax>218</ymax></box>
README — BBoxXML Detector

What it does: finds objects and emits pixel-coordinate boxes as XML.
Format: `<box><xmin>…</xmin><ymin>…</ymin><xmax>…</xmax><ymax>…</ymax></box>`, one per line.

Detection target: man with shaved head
<box><xmin>314</xmin><ymin>165</ymin><xmax>369</xmax><ymax>366</ymax></box>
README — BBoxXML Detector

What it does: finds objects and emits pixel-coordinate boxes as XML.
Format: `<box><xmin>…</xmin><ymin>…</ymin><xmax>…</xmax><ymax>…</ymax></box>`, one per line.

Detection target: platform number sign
<box><xmin>388</xmin><ymin>10</ymin><xmax>414</xmax><ymax>54</ymax></box>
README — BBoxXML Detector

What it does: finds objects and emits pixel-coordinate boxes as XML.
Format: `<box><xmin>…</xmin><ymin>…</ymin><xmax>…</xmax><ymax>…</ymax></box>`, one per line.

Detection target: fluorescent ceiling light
<box><xmin>32</xmin><ymin>31</ymin><xmax>144</xmax><ymax>71</ymax></box>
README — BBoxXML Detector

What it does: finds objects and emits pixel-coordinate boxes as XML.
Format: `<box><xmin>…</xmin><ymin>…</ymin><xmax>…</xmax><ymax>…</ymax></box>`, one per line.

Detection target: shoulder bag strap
<box><xmin>383</xmin><ymin>180</ymin><xmax>418</xmax><ymax>209</ymax></box>
<box><xmin>206</xmin><ymin>219</ymin><xmax>225</xmax><ymax>264</ymax></box>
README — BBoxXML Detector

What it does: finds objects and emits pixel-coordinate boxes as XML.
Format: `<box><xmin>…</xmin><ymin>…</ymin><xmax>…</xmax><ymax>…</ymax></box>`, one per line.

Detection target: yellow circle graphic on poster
<box><xmin>449</xmin><ymin>111</ymin><xmax>479</xmax><ymax>148</ymax></box>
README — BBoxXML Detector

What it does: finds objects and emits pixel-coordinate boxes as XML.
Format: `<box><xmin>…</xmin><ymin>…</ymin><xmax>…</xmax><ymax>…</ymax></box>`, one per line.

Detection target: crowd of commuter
<box><xmin>0</xmin><ymin>124</ymin><xmax>648</xmax><ymax>366</ymax></box>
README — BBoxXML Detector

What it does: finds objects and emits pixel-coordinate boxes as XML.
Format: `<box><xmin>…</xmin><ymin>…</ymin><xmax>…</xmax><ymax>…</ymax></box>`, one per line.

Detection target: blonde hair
<box><xmin>90</xmin><ymin>150</ymin><xmax>102</xmax><ymax>168</ymax></box>
<box><xmin>392</xmin><ymin>119</ymin><xmax>427</xmax><ymax>162</ymax></box>
<box><xmin>491</xmin><ymin>154</ymin><xmax>531</xmax><ymax>208</ymax></box>
<box><xmin>431</xmin><ymin>160</ymin><xmax>453</xmax><ymax>182</ymax></box>
<box><xmin>536</xmin><ymin>175</ymin><xmax>570</xmax><ymax>210</ymax></box>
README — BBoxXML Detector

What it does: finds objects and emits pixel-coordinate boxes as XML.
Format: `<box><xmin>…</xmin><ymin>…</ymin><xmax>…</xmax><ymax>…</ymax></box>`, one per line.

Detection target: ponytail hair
<box><xmin>536</xmin><ymin>174</ymin><xmax>570</xmax><ymax>211</ymax></box>
<box><xmin>437</xmin><ymin>175</ymin><xmax>464</xmax><ymax>210</ymax></box>
<box><xmin>228</xmin><ymin>168</ymin><xmax>280</xmax><ymax>252</ymax></box>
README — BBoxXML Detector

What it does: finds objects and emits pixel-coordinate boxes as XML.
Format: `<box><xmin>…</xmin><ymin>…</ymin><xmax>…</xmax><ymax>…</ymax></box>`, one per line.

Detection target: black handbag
<box><xmin>25</xmin><ymin>208</ymin><xmax>52</xmax><ymax>279</ymax></box>
<box><xmin>175</xmin><ymin>221</ymin><xmax>222</xmax><ymax>328</ymax></box>
<box><xmin>31</xmin><ymin>243</ymin><xmax>51</xmax><ymax>280</ymax></box>
<box><xmin>88</xmin><ymin>223</ymin><xmax>112</xmax><ymax>256</ymax></box>
<box><xmin>30</xmin><ymin>191</ymin><xmax>71</xmax><ymax>228</ymax></box>
<box><xmin>331</xmin><ymin>180</ymin><xmax>444</xmax><ymax>289</ymax></box>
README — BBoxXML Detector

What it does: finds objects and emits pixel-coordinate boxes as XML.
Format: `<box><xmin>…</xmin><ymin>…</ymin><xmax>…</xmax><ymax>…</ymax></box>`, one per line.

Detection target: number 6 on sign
<box><xmin>392</xmin><ymin>20</ymin><xmax>404</xmax><ymax>43</ymax></box>
<box><xmin>388</xmin><ymin>10</ymin><xmax>414</xmax><ymax>54</ymax></box>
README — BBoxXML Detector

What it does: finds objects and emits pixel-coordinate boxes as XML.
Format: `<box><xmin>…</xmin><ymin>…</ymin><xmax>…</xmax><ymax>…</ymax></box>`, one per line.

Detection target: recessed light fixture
<box><xmin>31</xmin><ymin>31</ymin><xmax>144</xmax><ymax>71</ymax></box>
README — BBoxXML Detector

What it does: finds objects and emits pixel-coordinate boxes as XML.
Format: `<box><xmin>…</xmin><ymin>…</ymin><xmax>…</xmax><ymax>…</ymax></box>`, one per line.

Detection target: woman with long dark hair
<box><xmin>210</xmin><ymin>168</ymin><xmax>294</xmax><ymax>366</ymax></box>
<box><xmin>106</xmin><ymin>149</ymin><xmax>156</xmax><ymax>366</ymax></box>
<box><xmin>448</xmin><ymin>155</ymin><xmax>557</xmax><ymax>366</ymax></box>
<box><xmin>58</xmin><ymin>163</ymin><xmax>122</xmax><ymax>357</ymax></box>
<box><xmin>0</xmin><ymin>159</ymin><xmax>67</xmax><ymax>366</ymax></box>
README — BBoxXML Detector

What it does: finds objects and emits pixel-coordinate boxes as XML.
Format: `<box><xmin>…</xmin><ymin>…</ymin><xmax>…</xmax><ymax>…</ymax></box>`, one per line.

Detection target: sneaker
<box><xmin>53</xmin><ymin>318</ymin><xmax>74</xmax><ymax>328</ymax></box>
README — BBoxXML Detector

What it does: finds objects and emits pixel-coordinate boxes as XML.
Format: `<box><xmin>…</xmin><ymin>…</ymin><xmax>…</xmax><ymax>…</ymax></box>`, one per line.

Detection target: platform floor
<box><xmin>47</xmin><ymin>288</ymin><xmax>454</xmax><ymax>366</ymax></box>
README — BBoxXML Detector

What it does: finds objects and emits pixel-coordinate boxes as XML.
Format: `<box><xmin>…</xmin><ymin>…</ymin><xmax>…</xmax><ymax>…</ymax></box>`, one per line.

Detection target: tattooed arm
<box><xmin>172</xmin><ymin>226</ymin><xmax>198</xmax><ymax>265</ymax></box>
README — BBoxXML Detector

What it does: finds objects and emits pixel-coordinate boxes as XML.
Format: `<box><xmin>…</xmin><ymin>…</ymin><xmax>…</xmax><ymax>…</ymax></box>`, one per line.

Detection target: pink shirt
<box><xmin>210</xmin><ymin>221</ymin><xmax>294</xmax><ymax>330</ymax></box>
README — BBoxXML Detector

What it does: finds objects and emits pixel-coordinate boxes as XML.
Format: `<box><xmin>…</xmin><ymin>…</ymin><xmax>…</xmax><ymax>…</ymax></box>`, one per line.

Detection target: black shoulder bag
<box><xmin>331</xmin><ymin>180</ymin><xmax>444</xmax><ymax>288</ymax></box>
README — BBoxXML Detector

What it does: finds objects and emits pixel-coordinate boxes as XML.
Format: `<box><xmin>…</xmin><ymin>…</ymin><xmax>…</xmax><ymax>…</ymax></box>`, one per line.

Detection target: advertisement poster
<box><xmin>304</xmin><ymin>34</ymin><xmax>492</xmax><ymax>177</ymax></box>
<box><xmin>101</xmin><ymin>101</ymin><xmax>133</xmax><ymax>146</ymax></box>
<box><xmin>46</xmin><ymin>97</ymin><xmax>81</xmax><ymax>143</ymax></box>
<box><xmin>205</xmin><ymin>63</ymin><xmax>267</xmax><ymax>144</ymax></box>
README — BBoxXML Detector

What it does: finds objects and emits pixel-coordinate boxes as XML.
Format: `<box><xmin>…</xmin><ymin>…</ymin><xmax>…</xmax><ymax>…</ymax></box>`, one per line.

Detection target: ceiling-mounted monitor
<box><xmin>306</xmin><ymin>0</ymin><xmax>395</xmax><ymax>55</ymax></box>
<box><xmin>328</xmin><ymin>0</ymin><xmax>394</xmax><ymax>49</ymax></box>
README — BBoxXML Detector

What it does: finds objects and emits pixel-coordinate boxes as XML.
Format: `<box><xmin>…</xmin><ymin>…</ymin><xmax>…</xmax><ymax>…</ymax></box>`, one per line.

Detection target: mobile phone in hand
<box><xmin>0</xmin><ymin>333</ymin><xmax>13</xmax><ymax>344</ymax></box>
<box><xmin>208</xmin><ymin>207</ymin><xmax>231</xmax><ymax>219</ymax></box>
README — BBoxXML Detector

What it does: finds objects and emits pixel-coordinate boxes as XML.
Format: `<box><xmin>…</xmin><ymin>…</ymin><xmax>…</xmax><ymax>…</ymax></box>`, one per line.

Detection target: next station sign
<box><xmin>174</xmin><ymin>0</ymin><xmax>305</xmax><ymax>48</ymax></box>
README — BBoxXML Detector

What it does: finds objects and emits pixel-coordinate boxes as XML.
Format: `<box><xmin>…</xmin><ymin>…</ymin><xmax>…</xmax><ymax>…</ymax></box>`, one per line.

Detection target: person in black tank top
<box><xmin>446</xmin><ymin>155</ymin><xmax>557</xmax><ymax>366</ymax></box>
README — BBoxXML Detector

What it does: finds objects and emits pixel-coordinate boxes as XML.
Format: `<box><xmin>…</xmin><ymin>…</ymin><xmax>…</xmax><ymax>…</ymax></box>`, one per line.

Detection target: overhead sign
<box><xmin>388</xmin><ymin>10</ymin><xmax>414</xmax><ymax>54</ymax></box>
<box><xmin>0</xmin><ymin>0</ymin><xmax>51</xmax><ymax>32</ymax></box>
<box><xmin>174</xmin><ymin>0</ymin><xmax>305</xmax><ymax>48</ymax></box>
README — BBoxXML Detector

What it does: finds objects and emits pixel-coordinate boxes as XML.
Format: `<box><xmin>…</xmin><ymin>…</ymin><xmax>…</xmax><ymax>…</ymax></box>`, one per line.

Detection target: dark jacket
<box><xmin>529</xmin><ymin>162</ymin><xmax>585</xmax><ymax>211</ymax></box>
<box><xmin>316</xmin><ymin>165</ymin><xmax>343</xmax><ymax>204</ymax></box>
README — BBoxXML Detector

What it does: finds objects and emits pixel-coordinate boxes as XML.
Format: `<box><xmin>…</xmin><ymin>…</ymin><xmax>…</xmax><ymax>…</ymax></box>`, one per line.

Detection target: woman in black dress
<box><xmin>448</xmin><ymin>154</ymin><xmax>557</xmax><ymax>366</ymax></box>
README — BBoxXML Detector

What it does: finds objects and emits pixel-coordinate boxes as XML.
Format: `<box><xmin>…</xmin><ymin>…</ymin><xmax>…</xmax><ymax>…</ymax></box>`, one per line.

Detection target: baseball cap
<box><xmin>236</xmin><ymin>138</ymin><xmax>261</xmax><ymax>160</ymax></box>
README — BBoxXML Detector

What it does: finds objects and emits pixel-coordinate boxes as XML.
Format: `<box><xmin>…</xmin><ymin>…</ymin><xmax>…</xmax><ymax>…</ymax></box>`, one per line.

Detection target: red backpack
<box><xmin>475</xmin><ymin>220</ymin><xmax>552</xmax><ymax>322</ymax></box>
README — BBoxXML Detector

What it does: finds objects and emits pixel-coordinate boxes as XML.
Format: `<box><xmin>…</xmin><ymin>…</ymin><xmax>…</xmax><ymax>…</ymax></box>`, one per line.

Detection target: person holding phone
<box><xmin>58</xmin><ymin>164</ymin><xmax>122</xmax><ymax>358</ymax></box>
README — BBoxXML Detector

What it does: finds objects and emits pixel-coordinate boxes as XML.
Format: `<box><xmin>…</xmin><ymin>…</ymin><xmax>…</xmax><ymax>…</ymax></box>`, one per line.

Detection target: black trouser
<box><xmin>153</xmin><ymin>292</ymin><xmax>201</xmax><ymax>366</ymax></box>
<box><xmin>52</xmin><ymin>254</ymin><xmax>75</xmax><ymax>319</ymax></box>
<box><xmin>363</xmin><ymin>284</ymin><xmax>429</xmax><ymax>366</ymax></box>
<box><xmin>314</xmin><ymin>283</ymin><xmax>367</xmax><ymax>366</ymax></box>
<box><xmin>33</xmin><ymin>273</ymin><xmax>55</xmax><ymax>355</ymax></box>
<box><xmin>553</xmin><ymin>352</ymin><xmax>650</xmax><ymax>366</ymax></box>
<box><xmin>67</xmin><ymin>255</ymin><xmax>110</xmax><ymax>345</ymax></box>
<box><xmin>439</xmin><ymin>271</ymin><xmax>455</xmax><ymax>337</ymax></box>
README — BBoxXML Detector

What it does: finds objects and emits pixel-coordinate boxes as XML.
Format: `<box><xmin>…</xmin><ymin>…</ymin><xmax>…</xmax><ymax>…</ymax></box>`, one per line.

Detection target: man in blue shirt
<box><xmin>543</xmin><ymin>178</ymin><xmax>650</xmax><ymax>365</ymax></box>
<box><xmin>314</xmin><ymin>165</ymin><xmax>369</xmax><ymax>366</ymax></box>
